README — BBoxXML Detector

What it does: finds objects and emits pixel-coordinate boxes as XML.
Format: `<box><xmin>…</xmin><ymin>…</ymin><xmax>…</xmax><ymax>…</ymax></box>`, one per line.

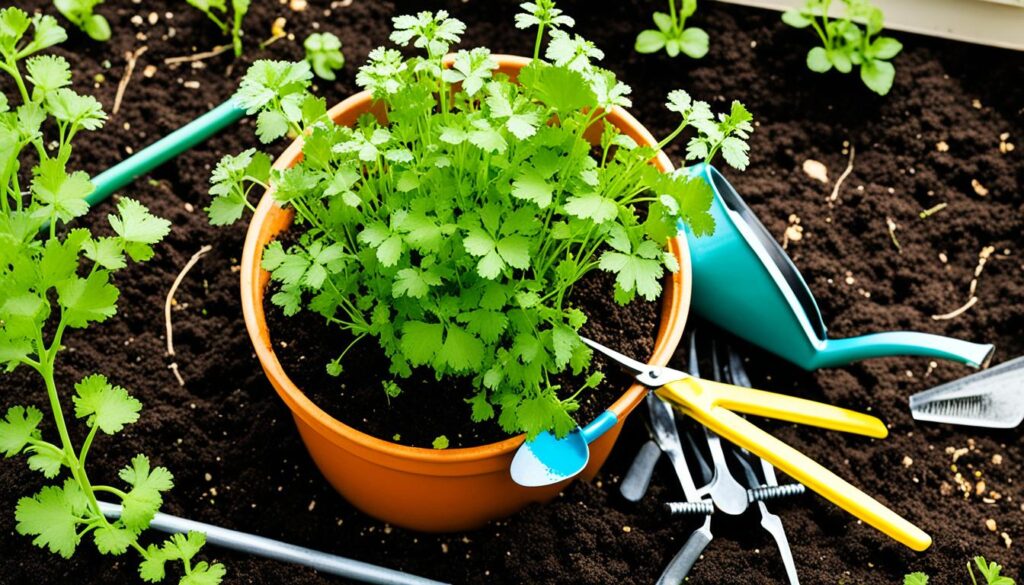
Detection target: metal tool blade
<box><xmin>580</xmin><ymin>336</ymin><xmax>653</xmax><ymax>379</ymax></box>
<box><xmin>648</xmin><ymin>393</ymin><xmax>701</xmax><ymax>502</ymax></box>
<box><xmin>910</xmin><ymin>356</ymin><xmax>1024</xmax><ymax>428</ymax></box>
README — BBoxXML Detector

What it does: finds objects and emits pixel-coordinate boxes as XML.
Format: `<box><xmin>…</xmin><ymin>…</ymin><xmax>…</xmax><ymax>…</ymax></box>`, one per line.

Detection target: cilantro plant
<box><xmin>782</xmin><ymin>0</ymin><xmax>902</xmax><ymax>95</ymax></box>
<box><xmin>0</xmin><ymin>9</ymin><xmax>223</xmax><ymax>584</ymax></box>
<box><xmin>304</xmin><ymin>32</ymin><xmax>345</xmax><ymax>81</ymax></box>
<box><xmin>208</xmin><ymin>3</ymin><xmax>753</xmax><ymax>441</ymax></box>
<box><xmin>53</xmin><ymin>0</ymin><xmax>111</xmax><ymax>41</ymax></box>
<box><xmin>904</xmin><ymin>557</ymin><xmax>1017</xmax><ymax>585</ymax></box>
<box><xmin>634</xmin><ymin>0</ymin><xmax>709</xmax><ymax>59</ymax></box>
<box><xmin>184</xmin><ymin>0</ymin><xmax>250</xmax><ymax>57</ymax></box>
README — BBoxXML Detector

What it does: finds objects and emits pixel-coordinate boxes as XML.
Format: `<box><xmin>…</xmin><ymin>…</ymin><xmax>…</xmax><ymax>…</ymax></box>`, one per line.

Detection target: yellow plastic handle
<box><xmin>690</xmin><ymin>379</ymin><xmax>889</xmax><ymax>438</ymax></box>
<box><xmin>656</xmin><ymin>381</ymin><xmax>932</xmax><ymax>552</ymax></box>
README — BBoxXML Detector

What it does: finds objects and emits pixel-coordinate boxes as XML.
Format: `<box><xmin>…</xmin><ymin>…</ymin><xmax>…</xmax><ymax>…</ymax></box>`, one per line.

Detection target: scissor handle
<box><xmin>682</xmin><ymin>378</ymin><xmax>888</xmax><ymax>439</ymax></box>
<box><xmin>656</xmin><ymin>381</ymin><xmax>932</xmax><ymax>552</ymax></box>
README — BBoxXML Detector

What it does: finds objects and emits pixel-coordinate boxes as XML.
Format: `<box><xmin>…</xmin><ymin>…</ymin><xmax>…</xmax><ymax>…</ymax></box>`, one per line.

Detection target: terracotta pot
<box><xmin>240</xmin><ymin>55</ymin><xmax>692</xmax><ymax>532</ymax></box>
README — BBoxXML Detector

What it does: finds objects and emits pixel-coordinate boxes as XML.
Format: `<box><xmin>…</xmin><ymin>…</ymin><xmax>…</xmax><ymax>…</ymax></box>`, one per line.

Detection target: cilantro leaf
<box><xmin>0</xmin><ymin>405</ymin><xmax>43</xmax><ymax>457</ymax></box>
<box><xmin>109</xmin><ymin>198</ymin><xmax>171</xmax><ymax>261</ymax></box>
<box><xmin>94</xmin><ymin>524</ymin><xmax>134</xmax><ymax>555</ymax></box>
<box><xmin>15</xmin><ymin>482</ymin><xmax>86</xmax><ymax>559</ymax></box>
<box><xmin>31</xmin><ymin>159</ymin><xmax>93</xmax><ymax>226</ymax></box>
<box><xmin>903</xmin><ymin>573</ymin><xmax>928</xmax><ymax>585</ymax></box>
<box><xmin>56</xmin><ymin>270</ymin><xmax>119</xmax><ymax>328</ymax></box>
<box><xmin>72</xmin><ymin>374</ymin><xmax>141</xmax><ymax>434</ymax></box>
<box><xmin>118</xmin><ymin>454</ymin><xmax>174</xmax><ymax>532</ymax></box>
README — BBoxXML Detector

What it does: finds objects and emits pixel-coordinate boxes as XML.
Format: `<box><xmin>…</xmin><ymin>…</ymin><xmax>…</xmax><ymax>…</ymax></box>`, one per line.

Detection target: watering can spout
<box><xmin>812</xmin><ymin>332</ymin><xmax>995</xmax><ymax>370</ymax></box>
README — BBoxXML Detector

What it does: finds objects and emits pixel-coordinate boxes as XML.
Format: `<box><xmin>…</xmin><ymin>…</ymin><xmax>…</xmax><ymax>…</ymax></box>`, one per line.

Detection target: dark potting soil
<box><xmin>267</xmin><ymin>267</ymin><xmax>658</xmax><ymax>448</ymax></box>
<box><xmin>1</xmin><ymin>1</ymin><xmax>1023</xmax><ymax>584</ymax></box>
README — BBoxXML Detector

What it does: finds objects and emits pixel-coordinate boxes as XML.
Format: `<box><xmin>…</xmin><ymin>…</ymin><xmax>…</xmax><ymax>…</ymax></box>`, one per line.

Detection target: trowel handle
<box><xmin>89</xmin><ymin>99</ymin><xmax>246</xmax><ymax>206</ymax></box>
<box><xmin>816</xmin><ymin>332</ymin><xmax>994</xmax><ymax>369</ymax></box>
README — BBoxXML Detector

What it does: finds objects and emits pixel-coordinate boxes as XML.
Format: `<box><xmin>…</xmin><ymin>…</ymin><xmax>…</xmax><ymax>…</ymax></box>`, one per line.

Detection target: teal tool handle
<box><xmin>815</xmin><ymin>332</ymin><xmax>994</xmax><ymax>369</ymax></box>
<box><xmin>580</xmin><ymin>410</ymin><xmax>618</xmax><ymax>444</ymax></box>
<box><xmin>88</xmin><ymin>99</ymin><xmax>246</xmax><ymax>206</ymax></box>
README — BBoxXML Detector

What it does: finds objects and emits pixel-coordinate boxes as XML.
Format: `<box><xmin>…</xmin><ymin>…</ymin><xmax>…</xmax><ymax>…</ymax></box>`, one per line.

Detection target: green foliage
<box><xmin>53</xmin><ymin>0</ymin><xmax>110</xmax><ymax>41</ymax></box>
<box><xmin>635</xmin><ymin>0</ymin><xmax>708</xmax><ymax>59</ymax></box>
<box><xmin>782</xmin><ymin>0</ymin><xmax>901</xmax><ymax>95</ymax></box>
<box><xmin>432</xmin><ymin>435</ymin><xmax>450</xmax><ymax>449</ymax></box>
<box><xmin>0</xmin><ymin>8</ymin><xmax>222</xmax><ymax>583</ymax></box>
<box><xmin>208</xmin><ymin>2</ymin><xmax>753</xmax><ymax>440</ymax></box>
<box><xmin>905</xmin><ymin>557</ymin><xmax>1017</xmax><ymax>585</ymax></box>
<box><xmin>304</xmin><ymin>32</ymin><xmax>345</xmax><ymax>81</ymax></box>
<box><xmin>184</xmin><ymin>0</ymin><xmax>249</xmax><ymax>57</ymax></box>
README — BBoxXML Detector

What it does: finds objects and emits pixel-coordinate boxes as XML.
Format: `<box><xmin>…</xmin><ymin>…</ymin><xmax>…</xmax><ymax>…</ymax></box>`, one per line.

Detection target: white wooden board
<box><xmin>715</xmin><ymin>0</ymin><xmax>1024</xmax><ymax>51</ymax></box>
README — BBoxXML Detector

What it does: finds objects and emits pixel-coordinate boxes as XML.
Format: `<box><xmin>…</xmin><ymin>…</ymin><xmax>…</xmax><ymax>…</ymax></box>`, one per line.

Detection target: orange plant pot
<box><xmin>240</xmin><ymin>55</ymin><xmax>693</xmax><ymax>532</ymax></box>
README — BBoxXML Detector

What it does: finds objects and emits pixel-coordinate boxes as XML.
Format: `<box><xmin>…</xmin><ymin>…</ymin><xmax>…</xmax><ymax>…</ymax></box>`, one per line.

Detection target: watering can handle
<box><xmin>815</xmin><ymin>332</ymin><xmax>994</xmax><ymax>369</ymax></box>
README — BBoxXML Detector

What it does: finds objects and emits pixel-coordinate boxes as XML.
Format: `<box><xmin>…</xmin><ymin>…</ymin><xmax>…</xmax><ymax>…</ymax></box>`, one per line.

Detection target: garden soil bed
<box><xmin>2</xmin><ymin>0</ymin><xmax>1022</xmax><ymax>583</ymax></box>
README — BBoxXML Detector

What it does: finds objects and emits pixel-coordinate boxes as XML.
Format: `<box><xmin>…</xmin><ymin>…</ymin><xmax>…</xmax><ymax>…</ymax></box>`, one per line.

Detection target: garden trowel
<box><xmin>910</xmin><ymin>356</ymin><xmax>1024</xmax><ymax>428</ymax></box>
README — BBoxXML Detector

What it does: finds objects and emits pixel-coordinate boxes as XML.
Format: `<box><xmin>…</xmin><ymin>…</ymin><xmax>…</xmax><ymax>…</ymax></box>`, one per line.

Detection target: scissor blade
<box><xmin>579</xmin><ymin>336</ymin><xmax>652</xmax><ymax>379</ymax></box>
<box><xmin>910</xmin><ymin>355</ymin><xmax>1024</xmax><ymax>428</ymax></box>
<box><xmin>760</xmin><ymin>509</ymin><xmax>800</xmax><ymax>585</ymax></box>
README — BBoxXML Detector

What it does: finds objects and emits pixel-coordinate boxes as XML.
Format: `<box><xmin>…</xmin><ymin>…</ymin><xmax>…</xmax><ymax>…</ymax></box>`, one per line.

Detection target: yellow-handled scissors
<box><xmin>580</xmin><ymin>336</ymin><xmax>932</xmax><ymax>552</ymax></box>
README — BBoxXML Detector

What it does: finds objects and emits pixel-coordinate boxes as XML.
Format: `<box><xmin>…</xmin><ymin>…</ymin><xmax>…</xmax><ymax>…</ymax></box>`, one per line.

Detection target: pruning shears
<box><xmin>580</xmin><ymin>336</ymin><xmax>932</xmax><ymax>552</ymax></box>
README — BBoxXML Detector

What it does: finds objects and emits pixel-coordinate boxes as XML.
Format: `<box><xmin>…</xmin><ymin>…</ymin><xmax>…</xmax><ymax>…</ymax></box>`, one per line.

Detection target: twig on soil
<box><xmin>113</xmin><ymin>46</ymin><xmax>147</xmax><ymax>116</ymax></box>
<box><xmin>164</xmin><ymin>44</ymin><xmax>231</xmax><ymax>66</ymax></box>
<box><xmin>919</xmin><ymin>202</ymin><xmax>948</xmax><ymax>219</ymax></box>
<box><xmin>829</xmin><ymin>145</ymin><xmax>855</xmax><ymax>201</ymax></box>
<box><xmin>260</xmin><ymin>17</ymin><xmax>288</xmax><ymax>50</ymax></box>
<box><xmin>932</xmin><ymin>297</ymin><xmax>978</xmax><ymax>321</ymax></box>
<box><xmin>165</xmin><ymin>245</ymin><xmax>213</xmax><ymax>356</ymax></box>
<box><xmin>886</xmin><ymin>216</ymin><xmax>902</xmax><ymax>253</ymax></box>
<box><xmin>168</xmin><ymin>363</ymin><xmax>186</xmax><ymax>387</ymax></box>
<box><xmin>931</xmin><ymin>246</ymin><xmax>995</xmax><ymax>320</ymax></box>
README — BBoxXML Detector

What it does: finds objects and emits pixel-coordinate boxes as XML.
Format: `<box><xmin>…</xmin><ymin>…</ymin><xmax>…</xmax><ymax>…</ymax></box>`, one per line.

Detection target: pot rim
<box><xmin>240</xmin><ymin>54</ymin><xmax>692</xmax><ymax>466</ymax></box>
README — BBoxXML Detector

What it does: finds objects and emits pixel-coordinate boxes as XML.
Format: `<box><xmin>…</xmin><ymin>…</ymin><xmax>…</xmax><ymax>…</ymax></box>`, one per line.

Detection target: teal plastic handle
<box><xmin>580</xmin><ymin>410</ymin><xmax>618</xmax><ymax>444</ymax></box>
<box><xmin>814</xmin><ymin>332</ymin><xmax>995</xmax><ymax>369</ymax></box>
<box><xmin>88</xmin><ymin>99</ymin><xmax>246</xmax><ymax>206</ymax></box>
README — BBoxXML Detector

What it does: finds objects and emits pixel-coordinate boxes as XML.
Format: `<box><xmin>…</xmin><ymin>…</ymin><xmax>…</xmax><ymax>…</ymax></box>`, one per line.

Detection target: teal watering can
<box><xmin>679</xmin><ymin>164</ymin><xmax>994</xmax><ymax>371</ymax></box>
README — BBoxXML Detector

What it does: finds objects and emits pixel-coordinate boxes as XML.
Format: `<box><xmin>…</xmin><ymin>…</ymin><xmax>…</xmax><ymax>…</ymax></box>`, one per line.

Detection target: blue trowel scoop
<box><xmin>679</xmin><ymin>164</ymin><xmax>994</xmax><ymax>370</ymax></box>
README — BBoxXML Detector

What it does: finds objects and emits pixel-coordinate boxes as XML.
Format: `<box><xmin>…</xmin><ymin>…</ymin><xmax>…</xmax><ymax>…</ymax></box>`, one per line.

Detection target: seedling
<box><xmin>782</xmin><ymin>0</ymin><xmax>902</xmax><ymax>95</ymax></box>
<box><xmin>208</xmin><ymin>3</ymin><xmax>752</xmax><ymax>440</ymax></box>
<box><xmin>905</xmin><ymin>556</ymin><xmax>1017</xmax><ymax>585</ymax></box>
<box><xmin>0</xmin><ymin>9</ymin><xmax>223</xmax><ymax>584</ymax></box>
<box><xmin>184</xmin><ymin>0</ymin><xmax>250</xmax><ymax>57</ymax></box>
<box><xmin>635</xmin><ymin>0</ymin><xmax>709</xmax><ymax>59</ymax></box>
<box><xmin>53</xmin><ymin>0</ymin><xmax>110</xmax><ymax>41</ymax></box>
<box><xmin>304</xmin><ymin>32</ymin><xmax>345</xmax><ymax>81</ymax></box>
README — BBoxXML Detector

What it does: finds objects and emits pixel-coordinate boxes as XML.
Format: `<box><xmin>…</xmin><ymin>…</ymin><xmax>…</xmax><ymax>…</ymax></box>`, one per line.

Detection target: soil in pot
<box><xmin>1</xmin><ymin>0</ymin><xmax>1022</xmax><ymax>584</ymax></box>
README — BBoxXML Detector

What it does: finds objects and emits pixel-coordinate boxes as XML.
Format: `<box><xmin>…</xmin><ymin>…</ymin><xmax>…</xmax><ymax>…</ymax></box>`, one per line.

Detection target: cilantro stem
<box><xmin>0</xmin><ymin>58</ymin><xmax>30</xmax><ymax>103</ymax></box>
<box><xmin>533</xmin><ymin>23</ymin><xmax>546</xmax><ymax>61</ymax></box>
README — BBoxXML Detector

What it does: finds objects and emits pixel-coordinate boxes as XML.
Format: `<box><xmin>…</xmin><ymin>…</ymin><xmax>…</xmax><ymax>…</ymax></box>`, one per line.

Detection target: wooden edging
<box><xmin>714</xmin><ymin>0</ymin><xmax>1024</xmax><ymax>51</ymax></box>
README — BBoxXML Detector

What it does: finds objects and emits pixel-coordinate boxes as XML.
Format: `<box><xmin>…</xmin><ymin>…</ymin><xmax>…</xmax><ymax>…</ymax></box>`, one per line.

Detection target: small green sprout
<box><xmin>635</xmin><ymin>0</ymin><xmax>709</xmax><ymax>59</ymax></box>
<box><xmin>782</xmin><ymin>0</ymin><xmax>902</xmax><ymax>95</ymax></box>
<box><xmin>304</xmin><ymin>32</ymin><xmax>345</xmax><ymax>81</ymax></box>
<box><xmin>53</xmin><ymin>0</ymin><xmax>110</xmax><ymax>41</ymax></box>
<box><xmin>432</xmin><ymin>436</ymin><xmax>450</xmax><ymax>450</ymax></box>
<box><xmin>905</xmin><ymin>556</ymin><xmax>1017</xmax><ymax>585</ymax></box>
<box><xmin>184</xmin><ymin>0</ymin><xmax>250</xmax><ymax>57</ymax></box>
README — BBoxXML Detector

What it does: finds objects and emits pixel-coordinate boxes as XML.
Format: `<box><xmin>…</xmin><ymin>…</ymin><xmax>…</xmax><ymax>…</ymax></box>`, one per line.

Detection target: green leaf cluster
<box><xmin>184</xmin><ymin>0</ymin><xmax>250</xmax><ymax>57</ymax></box>
<box><xmin>782</xmin><ymin>0</ymin><xmax>902</xmax><ymax>95</ymax></box>
<box><xmin>0</xmin><ymin>8</ymin><xmax>222</xmax><ymax>584</ymax></box>
<box><xmin>53</xmin><ymin>0</ymin><xmax>110</xmax><ymax>41</ymax></box>
<box><xmin>904</xmin><ymin>556</ymin><xmax>1017</xmax><ymax>585</ymax></box>
<box><xmin>635</xmin><ymin>0</ymin><xmax>709</xmax><ymax>59</ymax></box>
<box><xmin>208</xmin><ymin>2</ymin><xmax>753</xmax><ymax>440</ymax></box>
<box><xmin>304</xmin><ymin>32</ymin><xmax>345</xmax><ymax>81</ymax></box>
